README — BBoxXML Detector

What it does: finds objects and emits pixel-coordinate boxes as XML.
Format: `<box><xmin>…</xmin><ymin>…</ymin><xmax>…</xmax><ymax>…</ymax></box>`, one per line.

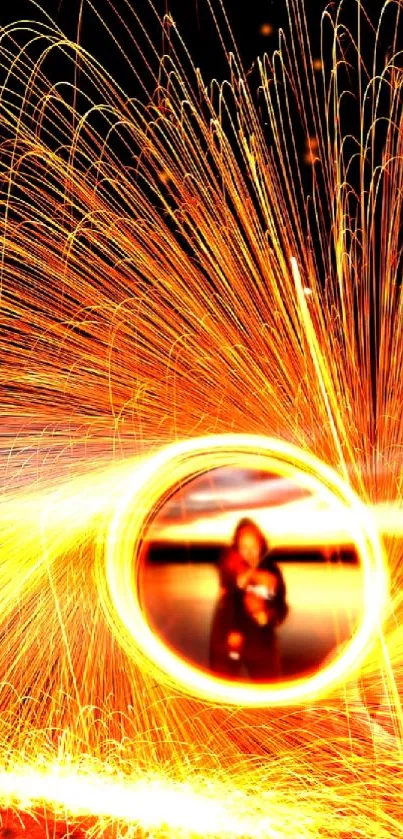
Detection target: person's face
<box><xmin>237</xmin><ymin>528</ymin><xmax>261</xmax><ymax>566</ymax></box>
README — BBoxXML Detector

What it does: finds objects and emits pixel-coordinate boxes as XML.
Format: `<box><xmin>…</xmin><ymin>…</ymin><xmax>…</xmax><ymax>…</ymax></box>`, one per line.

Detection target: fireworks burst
<box><xmin>0</xmin><ymin>0</ymin><xmax>402</xmax><ymax>836</ymax></box>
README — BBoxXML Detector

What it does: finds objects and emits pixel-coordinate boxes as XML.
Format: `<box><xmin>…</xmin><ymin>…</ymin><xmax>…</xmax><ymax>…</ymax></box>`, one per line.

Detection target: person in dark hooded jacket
<box><xmin>209</xmin><ymin>518</ymin><xmax>288</xmax><ymax>680</ymax></box>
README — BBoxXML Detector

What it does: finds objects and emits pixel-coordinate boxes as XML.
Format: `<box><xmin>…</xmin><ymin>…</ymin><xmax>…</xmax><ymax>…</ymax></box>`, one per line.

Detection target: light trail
<box><xmin>103</xmin><ymin>434</ymin><xmax>387</xmax><ymax>705</ymax></box>
<box><xmin>0</xmin><ymin>766</ymin><xmax>295</xmax><ymax>839</ymax></box>
<box><xmin>0</xmin><ymin>0</ymin><xmax>401</xmax><ymax>837</ymax></box>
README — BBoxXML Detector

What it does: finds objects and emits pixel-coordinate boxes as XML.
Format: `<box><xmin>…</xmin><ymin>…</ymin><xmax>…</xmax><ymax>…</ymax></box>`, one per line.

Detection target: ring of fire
<box><xmin>104</xmin><ymin>434</ymin><xmax>388</xmax><ymax>705</ymax></box>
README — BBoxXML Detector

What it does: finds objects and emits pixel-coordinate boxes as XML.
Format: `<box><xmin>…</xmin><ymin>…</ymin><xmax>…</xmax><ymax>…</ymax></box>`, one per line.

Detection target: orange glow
<box><xmin>304</xmin><ymin>137</ymin><xmax>319</xmax><ymax>166</ymax></box>
<box><xmin>104</xmin><ymin>434</ymin><xmax>387</xmax><ymax>706</ymax></box>
<box><xmin>260</xmin><ymin>23</ymin><xmax>274</xmax><ymax>37</ymax></box>
<box><xmin>0</xmin><ymin>0</ymin><xmax>401</xmax><ymax>836</ymax></box>
<box><xmin>159</xmin><ymin>169</ymin><xmax>172</xmax><ymax>184</ymax></box>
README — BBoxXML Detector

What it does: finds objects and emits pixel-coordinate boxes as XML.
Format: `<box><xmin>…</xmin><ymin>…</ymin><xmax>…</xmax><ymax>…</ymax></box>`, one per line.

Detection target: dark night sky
<box><xmin>0</xmin><ymin>1</ymin><xmax>391</xmax><ymax>161</ymax></box>
<box><xmin>0</xmin><ymin>1</ymin><xmax>390</xmax><ymax>79</ymax></box>
<box><xmin>0</xmin><ymin>1</ymin><xmax>328</xmax><ymax>88</ymax></box>
<box><xmin>0</xmin><ymin>1</ymin><xmax>392</xmax><ymax>152</ymax></box>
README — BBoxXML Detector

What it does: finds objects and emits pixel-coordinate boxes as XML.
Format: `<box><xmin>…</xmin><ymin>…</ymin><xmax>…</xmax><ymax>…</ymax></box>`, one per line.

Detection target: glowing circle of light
<box><xmin>104</xmin><ymin>434</ymin><xmax>388</xmax><ymax>706</ymax></box>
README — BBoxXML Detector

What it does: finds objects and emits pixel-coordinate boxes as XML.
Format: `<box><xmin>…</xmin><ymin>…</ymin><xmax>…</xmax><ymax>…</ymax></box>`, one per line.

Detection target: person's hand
<box><xmin>243</xmin><ymin>570</ymin><xmax>279</xmax><ymax>624</ymax></box>
<box><xmin>236</xmin><ymin>568</ymin><xmax>253</xmax><ymax>589</ymax></box>
<box><xmin>246</xmin><ymin>569</ymin><xmax>277</xmax><ymax>597</ymax></box>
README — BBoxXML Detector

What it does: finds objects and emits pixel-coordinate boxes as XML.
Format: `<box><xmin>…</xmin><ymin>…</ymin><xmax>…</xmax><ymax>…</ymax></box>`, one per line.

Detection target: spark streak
<box><xmin>0</xmin><ymin>0</ymin><xmax>402</xmax><ymax>836</ymax></box>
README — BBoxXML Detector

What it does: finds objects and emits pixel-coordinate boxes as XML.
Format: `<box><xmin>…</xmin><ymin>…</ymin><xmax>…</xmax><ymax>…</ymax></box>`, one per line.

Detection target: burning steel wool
<box><xmin>0</xmin><ymin>0</ymin><xmax>401</xmax><ymax>837</ymax></box>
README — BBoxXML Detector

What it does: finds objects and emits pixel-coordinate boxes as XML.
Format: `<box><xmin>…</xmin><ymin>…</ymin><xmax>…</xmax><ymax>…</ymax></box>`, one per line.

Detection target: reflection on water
<box><xmin>140</xmin><ymin>559</ymin><xmax>363</xmax><ymax>679</ymax></box>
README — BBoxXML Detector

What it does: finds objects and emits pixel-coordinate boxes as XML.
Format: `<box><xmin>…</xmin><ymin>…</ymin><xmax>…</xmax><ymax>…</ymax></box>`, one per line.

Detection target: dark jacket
<box><xmin>217</xmin><ymin>548</ymin><xmax>288</xmax><ymax>630</ymax></box>
<box><xmin>210</xmin><ymin>549</ymin><xmax>288</xmax><ymax>678</ymax></box>
<box><xmin>252</xmin><ymin>553</ymin><xmax>289</xmax><ymax>628</ymax></box>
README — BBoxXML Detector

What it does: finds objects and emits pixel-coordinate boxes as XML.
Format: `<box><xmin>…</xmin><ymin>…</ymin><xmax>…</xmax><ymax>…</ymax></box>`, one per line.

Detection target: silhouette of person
<box><xmin>209</xmin><ymin>518</ymin><xmax>288</xmax><ymax>680</ymax></box>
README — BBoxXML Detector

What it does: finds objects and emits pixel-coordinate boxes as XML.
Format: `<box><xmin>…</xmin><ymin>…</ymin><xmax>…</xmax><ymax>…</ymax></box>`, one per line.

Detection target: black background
<box><xmin>0</xmin><ymin>1</ymin><xmax>393</xmax><ymax>201</ymax></box>
<box><xmin>0</xmin><ymin>1</ymin><xmax>327</xmax><ymax>91</ymax></box>
<box><xmin>0</xmin><ymin>1</ymin><xmax>391</xmax><ymax>84</ymax></box>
